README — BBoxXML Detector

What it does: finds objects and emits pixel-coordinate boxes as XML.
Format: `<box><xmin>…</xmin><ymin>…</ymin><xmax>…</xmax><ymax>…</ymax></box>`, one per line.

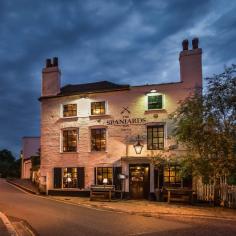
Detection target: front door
<box><xmin>129</xmin><ymin>164</ymin><xmax>150</xmax><ymax>199</ymax></box>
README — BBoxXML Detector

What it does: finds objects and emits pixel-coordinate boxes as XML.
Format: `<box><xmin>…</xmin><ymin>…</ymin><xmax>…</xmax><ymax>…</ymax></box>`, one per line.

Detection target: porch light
<box><xmin>133</xmin><ymin>135</ymin><xmax>144</xmax><ymax>154</ymax></box>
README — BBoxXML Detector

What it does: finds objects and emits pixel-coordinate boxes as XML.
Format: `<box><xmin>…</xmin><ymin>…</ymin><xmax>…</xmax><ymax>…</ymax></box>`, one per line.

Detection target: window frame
<box><xmin>96</xmin><ymin>167</ymin><xmax>113</xmax><ymax>185</ymax></box>
<box><xmin>90</xmin><ymin>128</ymin><xmax>107</xmax><ymax>152</ymax></box>
<box><xmin>90</xmin><ymin>101</ymin><xmax>107</xmax><ymax>116</ymax></box>
<box><xmin>163</xmin><ymin>165</ymin><xmax>181</xmax><ymax>187</ymax></box>
<box><xmin>61</xmin><ymin>128</ymin><xmax>78</xmax><ymax>153</ymax></box>
<box><xmin>61</xmin><ymin>103</ymin><xmax>78</xmax><ymax>118</ymax></box>
<box><xmin>62</xmin><ymin>167</ymin><xmax>78</xmax><ymax>188</ymax></box>
<box><xmin>147</xmin><ymin>125</ymin><xmax>165</xmax><ymax>150</ymax></box>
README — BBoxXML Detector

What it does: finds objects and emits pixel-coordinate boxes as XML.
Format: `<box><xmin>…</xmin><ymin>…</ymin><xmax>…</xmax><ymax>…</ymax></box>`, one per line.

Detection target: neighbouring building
<box><xmin>39</xmin><ymin>38</ymin><xmax>202</xmax><ymax>199</ymax></box>
<box><xmin>21</xmin><ymin>137</ymin><xmax>40</xmax><ymax>180</ymax></box>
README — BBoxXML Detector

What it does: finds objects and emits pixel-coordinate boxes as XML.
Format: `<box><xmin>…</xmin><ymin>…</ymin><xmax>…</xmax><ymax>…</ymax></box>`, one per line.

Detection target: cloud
<box><xmin>0</xmin><ymin>0</ymin><xmax>235</xmax><ymax>156</ymax></box>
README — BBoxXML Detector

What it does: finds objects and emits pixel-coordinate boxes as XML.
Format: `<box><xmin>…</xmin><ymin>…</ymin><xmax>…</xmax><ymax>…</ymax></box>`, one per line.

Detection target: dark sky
<box><xmin>0</xmin><ymin>0</ymin><xmax>235</xmax><ymax>157</ymax></box>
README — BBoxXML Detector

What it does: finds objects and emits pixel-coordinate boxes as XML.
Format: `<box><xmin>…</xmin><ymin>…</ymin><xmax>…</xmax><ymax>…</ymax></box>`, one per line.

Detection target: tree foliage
<box><xmin>171</xmin><ymin>65</ymin><xmax>236</xmax><ymax>183</ymax></box>
<box><xmin>0</xmin><ymin>149</ymin><xmax>20</xmax><ymax>178</ymax></box>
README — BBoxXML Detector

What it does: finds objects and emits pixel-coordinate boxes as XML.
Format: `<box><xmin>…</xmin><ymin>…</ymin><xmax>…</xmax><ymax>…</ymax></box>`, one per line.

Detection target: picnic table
<box><xmin>90</xmin><ymin>185</ymin><xmax>115</xmax><ymax>201</ymax></box>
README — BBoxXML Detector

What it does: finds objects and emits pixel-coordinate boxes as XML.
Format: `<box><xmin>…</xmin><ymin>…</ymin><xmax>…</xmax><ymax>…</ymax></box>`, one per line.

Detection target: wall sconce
<box><xmin>133</xmin><ymin>135</ymin><xmax>144</xmax><ymax>154</ymax></box>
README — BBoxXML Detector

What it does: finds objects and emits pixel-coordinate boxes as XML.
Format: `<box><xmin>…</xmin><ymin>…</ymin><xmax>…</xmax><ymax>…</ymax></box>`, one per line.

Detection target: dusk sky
<box><xmin>0</xmin><ymin>0</ymin><xmax>235</xmax><ymax>157</ymax></box>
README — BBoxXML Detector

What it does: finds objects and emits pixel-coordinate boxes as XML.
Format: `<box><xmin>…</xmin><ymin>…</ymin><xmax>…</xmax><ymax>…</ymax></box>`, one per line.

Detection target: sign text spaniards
<box><xmin>106</xmin><ymin>118</ymin><xmax>146</xmax><ymax>126</ymax></box>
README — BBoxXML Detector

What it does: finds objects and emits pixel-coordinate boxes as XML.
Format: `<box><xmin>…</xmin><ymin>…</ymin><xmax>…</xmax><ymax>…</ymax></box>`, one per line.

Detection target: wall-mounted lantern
<box><xmin>133</xmin><ymin>135</ymin><xmax>144</xmax><ymax>154</ymax></box>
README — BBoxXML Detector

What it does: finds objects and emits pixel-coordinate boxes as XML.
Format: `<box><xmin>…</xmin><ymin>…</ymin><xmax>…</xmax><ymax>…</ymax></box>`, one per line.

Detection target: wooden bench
<box><xmin>164</xmin><ymin>188</ymin><xmax>193</xmax><ymax>204</ymax></box>
<box><xmin>90</xmin><ymin>185</ymin><xmax>115</xmax><ymax>201</ymax></box>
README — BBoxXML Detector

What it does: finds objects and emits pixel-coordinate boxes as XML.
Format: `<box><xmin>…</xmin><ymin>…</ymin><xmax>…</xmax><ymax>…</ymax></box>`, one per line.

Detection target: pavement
<box><xmin>2</xmin><ymin>178</ymin><xmax>236</xmax><ymax>235</ymax></box>
<box><xmin>7</xmin><ymin>178</ymin><xmax>236</xmax><ymax>221</ymax></box>
<box><xmin>0</xmin><ymin>215</ymin><xmax>10</xmax><ymax>236</ymax></box>
<box><xmin>7</xmin><ymin>179</ymin><xmax>39</xmax><ymax>195</ymax></box>
<box><xmin>0</xmin><ymin>211</ymin><xmax>18</xmax><ymax>236</ymax></box>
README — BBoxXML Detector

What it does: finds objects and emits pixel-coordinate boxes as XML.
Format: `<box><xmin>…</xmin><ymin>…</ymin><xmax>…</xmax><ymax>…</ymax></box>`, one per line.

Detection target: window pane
<box><xmin>91</xmin><ymin>128</ymin><xmax>106</xmax><ymax>151</ymax></box>
<box><xmin>63</xmin><ymin>167</ymin><xmax>78</xmax><ymax>188</ymax></box>
<box><xmin>164</xmin><ymin>166</ymin><xmax>181</xmax><ymax>187</ymax></box>
<box><xmin>147</xmin><ymin>125</ymin><xmax>164</xmax><ymax>150</ymax></box>
<box><xmin>96</xmin><ymin>167</ymin><xmax>112</xmax><ymax>185</ymax></box>
<box><xmin>63</xmin><ymin>129</ymin><xmax>77</xmax><ymax>152</ymax></box>
<box><xmin>63</xmin><ymin>104</ymin><xmax>77</xmax><ymax>117</ymax></box>
<box><xmin>91</xmin><ymin>101</ymin><xmax>106</xmax><ymax>115</ymax></box>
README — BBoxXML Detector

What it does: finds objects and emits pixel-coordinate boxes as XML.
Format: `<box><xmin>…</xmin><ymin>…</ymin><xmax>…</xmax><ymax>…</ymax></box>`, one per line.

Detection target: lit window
<box><xmin>91</xmin><ymin>101</ymin><xmax>106</xmax><ymax>115</ymax></box>
<box><xmin>147</xmin><ymin>125</ymin><xmax>164</xmax><ymax>150</ymax></box>
<box><xmin>63</xmin><ymin>104</ymin><xmax>77</xmax><ymax>117</ymax></box>
<box><xmin>63</xmin><ymin>168</ymin><xmax>78</xmax><ymax>188</ymax></box>
<box><xmin>96</xmin><ymin>167</ymin><xmax>113</xmax><ymax>185</ymax></box>
<box><xmin>91</xmin><ymin>128</ymin><xmax>106</xmax><ymax>151</ymax></box>
<box><xmin>148</xmin><ymin>95</ymin><xmax>163</xmax><ymax>109</ymax></box>
<box><xmin>164</xmin><ymin>165</ymin><xmax>181</xmax><ymax>187</ymax></box>
<box><xmin>63</xmin><ymin>129</ymin><xmax>78</xmax><ymax>152</ymax></box>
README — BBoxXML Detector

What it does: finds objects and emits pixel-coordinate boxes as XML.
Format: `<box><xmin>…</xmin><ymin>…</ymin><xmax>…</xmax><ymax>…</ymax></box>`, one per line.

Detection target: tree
<box><xmin>0</xmin><ymin>149</ymin><xmax>15</xmax><ymax>178</ymax></box>
<box><xmin>171</xmin><ymin>65</ymin><xmax>236</xmax><ymax>184</ymax></box>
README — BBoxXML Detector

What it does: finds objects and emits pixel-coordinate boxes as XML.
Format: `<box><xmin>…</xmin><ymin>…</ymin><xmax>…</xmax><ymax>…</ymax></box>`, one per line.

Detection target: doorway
<box><xmin>129</xmin><ymin>164</ymin><xmax>150</xmax><ymax>199</ymax></box>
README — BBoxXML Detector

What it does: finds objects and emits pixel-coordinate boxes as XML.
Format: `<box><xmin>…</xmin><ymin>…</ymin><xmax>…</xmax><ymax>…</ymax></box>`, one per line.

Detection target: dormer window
<box><xmin>148</xmin><ymin>94</ymin><xmax>163</xmax><ymax>110</ymax></box>
<box><xmin>91</xmin><ymin>101</ymin><xmax>106</xmax><ymax>115</ymax></box>
<box><xmin>63</xmin><ymin>104</ymin><xmax>77</xmax><ymax>117</ymax></box>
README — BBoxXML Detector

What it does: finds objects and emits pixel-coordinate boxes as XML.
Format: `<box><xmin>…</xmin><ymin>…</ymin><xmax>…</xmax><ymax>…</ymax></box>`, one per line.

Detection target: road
<box><xmin>0</xmin><ymin>179</ymin><xmax>236</xmax><ymax>236</ymax></box>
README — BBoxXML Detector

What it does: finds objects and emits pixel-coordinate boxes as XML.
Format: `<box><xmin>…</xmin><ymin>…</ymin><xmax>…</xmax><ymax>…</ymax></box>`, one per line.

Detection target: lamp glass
<box><xmin>133</xmin><ymin>138</ymin><xmax>144</xmax><ymax>154</ymax></box>
<box><xmin>103</xmin><ymin>178</ymin><xmax>108</xmax><ymax>184</ymax></box>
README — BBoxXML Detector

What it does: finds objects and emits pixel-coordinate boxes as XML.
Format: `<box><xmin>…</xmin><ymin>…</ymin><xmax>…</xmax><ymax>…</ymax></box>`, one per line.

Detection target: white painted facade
<box><xmin>39</xmin><ymin>39</ymin><xmax>202</xmax><ymax>198</ymax></box>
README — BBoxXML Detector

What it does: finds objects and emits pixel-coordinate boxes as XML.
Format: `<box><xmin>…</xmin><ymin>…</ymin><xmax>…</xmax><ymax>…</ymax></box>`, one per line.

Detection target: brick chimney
<box><xmin>179</xmin><ymin>38</ymin><xmax>202</xmax><ymax>90</ymax></box>
<box><xmin>42</xmin><ymin>57</ymin><xmax>61</xmax><ymax>97</ymax></box>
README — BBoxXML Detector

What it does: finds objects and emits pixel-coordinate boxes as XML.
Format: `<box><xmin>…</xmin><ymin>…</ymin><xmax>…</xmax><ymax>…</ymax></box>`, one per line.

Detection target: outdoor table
<box><xmin>166</xmin><ymin>188</ymin><xmax>193</xmax><ymax>203</ymax></box>
<box><xmin>90</xmin><ymin>185</ymin><xmax>115</xmax><ymax>201</ymax></box>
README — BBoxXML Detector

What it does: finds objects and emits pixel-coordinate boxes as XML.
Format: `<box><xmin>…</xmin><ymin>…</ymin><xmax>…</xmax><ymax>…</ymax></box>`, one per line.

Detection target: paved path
<box><xmin>1</xmin><ymin>179</ymin><xmax>236</xmax><ymax>236</ymax></box>
<box><xmin>0</xmin><ymin>217</ymin><xmax>9</xmax><ymax>236</ymax></box>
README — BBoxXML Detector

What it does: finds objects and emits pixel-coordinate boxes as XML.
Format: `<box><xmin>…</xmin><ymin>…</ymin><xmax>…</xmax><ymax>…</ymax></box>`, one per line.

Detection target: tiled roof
<box><xmin>59</xmin><ymin>80</ymin><xmax>130</xmax><ymax>95</ymax></box>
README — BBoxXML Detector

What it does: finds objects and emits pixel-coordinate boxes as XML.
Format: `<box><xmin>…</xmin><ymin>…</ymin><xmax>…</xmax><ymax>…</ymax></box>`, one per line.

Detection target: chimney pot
<box><xmin>46</xmin><ymin>58</ymin><xmax>52</xmax><ymax>68</ymax></box>
<box><xmin>192</xmin><ymin>37</ymin><xmax>199</xmax><ymax>49</ymax></box>
<box><xmin>53</xmin><ymin>57</ymin><xmax>58</xmax><ymax>67</ymax></box>
<box><xmin>182</xmin><ymin>39</ymin><xmax>189</xmax><ymax>51</ymax></box>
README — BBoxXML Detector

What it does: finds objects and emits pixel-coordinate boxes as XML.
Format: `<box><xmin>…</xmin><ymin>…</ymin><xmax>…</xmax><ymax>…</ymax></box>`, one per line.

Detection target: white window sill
<box><xmin>145</xmin><ymin>109</ymin><xmax>166</xmax><ymax>113</ymax></box>
<box><xmin>89</xmin><ymin>114</ymin><xmax>110</xmax><ymax>118</ymax></box>
<box><xmin>60</xmin><ymin>151</ymin><xmax>79</xmax><ymax>154</ymax></box>
<box><xmin>89</xmin><ymin>151</ymin><xmax>108</xmax><ymax>154</ymax></box>
<box><xmin>60</xmin><ymin>116</ymin><xmax>78</xmax><ymax>120</ymax></box>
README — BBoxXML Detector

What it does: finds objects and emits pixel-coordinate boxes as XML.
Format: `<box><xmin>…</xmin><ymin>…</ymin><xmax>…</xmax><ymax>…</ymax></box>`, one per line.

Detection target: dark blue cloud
<box><xmin>0</xmin><ymin>0</ymin><xmax>235</xmax><ymax>156</ymax></box>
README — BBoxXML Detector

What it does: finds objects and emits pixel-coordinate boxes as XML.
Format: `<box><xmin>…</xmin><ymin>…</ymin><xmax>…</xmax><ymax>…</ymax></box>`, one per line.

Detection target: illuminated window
<box><xmin>63</xmin><ymin>129</ymin><xmax>77</xmax><ymax>152</ymax></box>
<box><xmin>164</xmin><ymin>165</ymin><xmax>181</xmax><ymax>187</ymax></box>
<box><xmin>63</xmin><ymin>168</ymin><xmax>78</xmax><ymax>188</ymax></box>
<box><xmin>63</xmin><ymin>104</ymin><xmax>77</xmax><ymax>117</ymax></box>
<box><xmin>91</xmin><ymin>101</ymin><xmax>106</xmax><ymax>115</ymax></box>
<box><xmin>147</xmin><ymin>125</ymin><xmax>164</xmax><ymax>150</ymax></box>
<box><xmin>96</xmin><ymin>167</ymin><xmax>113</xmax><ymax>185</ymax></box>
<box><xmin>148</xmin><ymin>95</ymin><xmax>163</xmax><ymax>109</ymax></box>
<box><xmin>91</xmin><ymin>128</ymin><xmax>106</xmax><ymax>151</ymax></box>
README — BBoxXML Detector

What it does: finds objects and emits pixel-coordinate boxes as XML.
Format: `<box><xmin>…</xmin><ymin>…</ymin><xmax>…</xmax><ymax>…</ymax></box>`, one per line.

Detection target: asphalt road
<box><xmin>0</xmin><ymin>179</ymin><xmax>236</xmax><ymax>236</ymax></box>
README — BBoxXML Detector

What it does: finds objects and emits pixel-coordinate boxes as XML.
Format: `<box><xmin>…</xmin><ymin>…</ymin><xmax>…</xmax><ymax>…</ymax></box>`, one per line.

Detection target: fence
<box><xmin>196</xmin><ymin>183</ymin><xmax>236</xmax><ymax>208</ymax></box>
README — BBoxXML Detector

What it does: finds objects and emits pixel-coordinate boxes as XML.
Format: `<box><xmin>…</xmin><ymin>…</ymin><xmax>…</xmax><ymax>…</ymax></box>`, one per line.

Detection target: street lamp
<box><xmin>133</xmin><ymin>135</ymin><xmax>144</xmax><ymax>154</ymax></box>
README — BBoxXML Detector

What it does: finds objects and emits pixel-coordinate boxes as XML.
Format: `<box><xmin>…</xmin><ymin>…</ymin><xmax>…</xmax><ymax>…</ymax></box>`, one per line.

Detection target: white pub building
<box><xmin>39</xmin><ymin>38</ymin><xmax>202</xmax><ymax>199</ymax></box>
